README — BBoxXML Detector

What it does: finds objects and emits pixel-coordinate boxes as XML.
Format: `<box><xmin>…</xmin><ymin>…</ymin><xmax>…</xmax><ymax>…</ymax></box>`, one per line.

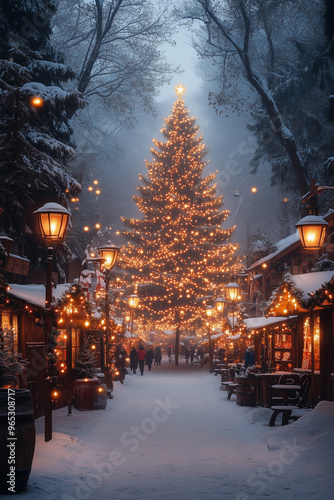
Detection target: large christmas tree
<box><xmin>121</xmin><ymin>87</ymin><xmax>240</xmax><ymax>332</ymax></box>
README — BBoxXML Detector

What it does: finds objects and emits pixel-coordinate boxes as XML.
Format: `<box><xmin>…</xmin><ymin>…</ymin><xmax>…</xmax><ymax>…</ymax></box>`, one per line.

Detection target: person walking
<box><xmin>185</xmin><ymin>347</ymin><xmax>190</xmax><ymax>364</ymax></box>
<box><xmin>146</xmin><ymin>347</ymin><xmax>155</xmax><ymax>371</ymax></box>
<box><xmin>130</xmin><ymin>346</ymin><xmax>138</xmax><ymax>374</ymax></box>
<box><xmin>137</xmin><ymin>345</ymin><xmax>146</xmax><ymax>376</ymax></box>
<box><xmin>115</xmin><ymin>344</ymin><xmax>127</xmax><ymax>384</ymax></box>
<box><xmin>190</xmin><ymin>346</ymin><xmax>195</xmax><ymax>364</ymax></box>
<box><xmin>155</xmin><ymin>346</ymin><xmax>162</xmax><ymax>365</ymax></box>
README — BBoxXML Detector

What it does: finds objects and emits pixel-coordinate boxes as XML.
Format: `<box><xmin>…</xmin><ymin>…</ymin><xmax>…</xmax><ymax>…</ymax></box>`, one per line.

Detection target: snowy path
<box><xmin>6</xmin><ymin>357</ymin><xmax>334</xmax><ymax>500</ymax></box>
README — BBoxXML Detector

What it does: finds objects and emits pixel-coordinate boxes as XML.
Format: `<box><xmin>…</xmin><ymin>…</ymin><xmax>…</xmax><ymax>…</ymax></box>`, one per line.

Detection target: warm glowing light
<box><xmin>53</xmin><ymin>391</ymin><xmax>58</xmax><ymax>398</ymax></box>
<box><xmin>95</xmin><ymin>189</ymin><xmax>101</xmax><ymax>195</ymax></box>
<box><xmin>34</xmin><ymin>203</ymin><xmax>70</xmax><ymax>243</ymax></box>
<box><xmin>296</xmin><ymin>215</ymin><xmax>328</xmax><ymax>250</ymax></box>
<box><xmin>251</xmin><ymin>186</ymin><xmax>257</xmax><ymax>193</ymax></box>
<box><xmin>83</xmin><ymin>226</ymin><xmax>89</xmax><ymax>232</ymax></box>
<box><xmin>99</xmin><ymin>244</ymin><xmax>120</xmax><ymax>270</ymax></box>
<box><xmin>88</xmin><ymin>186</ymin><xmax>93</xmax><ymax>191</ymax></box>
<box><xmin>128</xmin><ymin>294</ymin><xmax>140</xmax><ymax>309</ymax></box>
<box><xmin>175</xmin><ymin>84</ymin><xmax>186</xmax><ymax>95</ymax></box>
<box><xmin>31</xmin><ymin>96</ymin><xmax>43</xmax><ymax>107</ymax></box>
<box><xmin>95</xmin><ymin>223</ymin><xmax>101</xmax><ymax>229</ymax></box>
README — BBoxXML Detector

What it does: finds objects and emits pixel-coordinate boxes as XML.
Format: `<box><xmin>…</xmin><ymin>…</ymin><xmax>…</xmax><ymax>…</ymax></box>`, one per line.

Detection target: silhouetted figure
<box><xmin>155</xmin><ymin>346</ymin><xmax>162</xmax><ymax>365</ymax></box>
<box><xmin>146</xmin><ymin>347</ymin><xmax>154</xmax><ymax>371</ymax></box>
<box><xmin>130</xmin><ymin>347</ymin><xmax>138</xmax><ymax>374</ymax></box>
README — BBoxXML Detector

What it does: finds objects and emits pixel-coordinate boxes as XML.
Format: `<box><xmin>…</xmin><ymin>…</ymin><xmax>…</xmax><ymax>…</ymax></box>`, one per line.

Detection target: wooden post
<box><xmin>44</xmin><ymin>246</ymin><xmax>53</xmax><ymax>442</ymax></box>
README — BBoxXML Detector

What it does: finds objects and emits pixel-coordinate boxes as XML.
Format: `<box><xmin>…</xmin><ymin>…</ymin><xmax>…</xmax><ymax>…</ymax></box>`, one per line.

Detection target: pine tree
<box><xmin>121</xmin><ymin>89</ymin><xmax>240</xmax><ymax>330</ymax></box>
<box><xmin>75</xmin><ymin>340</ymin><xmax>98</xmax><ymax>379</ymax></box>
<box><xmin>0</xmin><ymin>1</ymin><xmax>84</xmax><ymax>262</ymax></box>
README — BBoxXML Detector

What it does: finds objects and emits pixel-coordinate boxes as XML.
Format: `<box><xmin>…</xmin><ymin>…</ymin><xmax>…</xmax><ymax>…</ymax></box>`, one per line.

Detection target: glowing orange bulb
<box><xmin>251</xmin><ymin>186</ymin><xmax>257</xmax><ymax>193</ymax></box>
<box><xmin>31</xmin><ymin>96</ymin><xmax>43</xmax><ymax>107</ymax></box>
<box><xmin>83</xmin><ymin>226</ymin><xmax>89</xmax><ymax>232</ymax></box>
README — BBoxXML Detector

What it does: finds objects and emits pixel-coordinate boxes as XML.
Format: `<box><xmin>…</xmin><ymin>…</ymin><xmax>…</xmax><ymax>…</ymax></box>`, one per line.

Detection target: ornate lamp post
<box><xmin>98</xmin><ymin>243</ymin><xmax>120</xmax><ymax>390</ymax></box>
<box><xmin>206</xmin><ymin>305</ymin><xmax>214</xmax><ymax>372</ymax></box>
<box><xmin>225</xmin><ymin>282</ymin><xmax>240</xmax><ymax>328</ymax></box>
<box><xmin>34</xmin><ymin>202</ymin><xmax>70</xmax><ymax>442</ymax></box>
<box><xmin>128</xmin><ymin>294</ymin><xmax>140</xmax><ymax>350</ymax></box>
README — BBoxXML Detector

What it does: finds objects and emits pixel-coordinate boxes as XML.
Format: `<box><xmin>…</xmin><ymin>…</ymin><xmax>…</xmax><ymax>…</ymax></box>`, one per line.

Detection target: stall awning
<box><xmin>242</xmin><ymin>316</ymin><xmax>297</xmax><ymax>331</ymax></box>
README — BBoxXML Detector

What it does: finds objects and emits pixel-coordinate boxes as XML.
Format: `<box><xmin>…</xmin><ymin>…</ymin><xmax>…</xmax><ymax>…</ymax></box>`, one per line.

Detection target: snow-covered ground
<box><xmin>5</xmin><ymin>357</ymin><xmax>334</xmax><ymax>500</ymax></box>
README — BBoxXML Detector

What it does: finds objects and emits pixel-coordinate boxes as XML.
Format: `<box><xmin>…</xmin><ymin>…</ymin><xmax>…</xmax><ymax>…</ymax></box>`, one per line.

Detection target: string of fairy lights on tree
<box><xmin>119</xmin><ymin>85</ymin><xmax>243</xmax><ymax>330</ymax></box>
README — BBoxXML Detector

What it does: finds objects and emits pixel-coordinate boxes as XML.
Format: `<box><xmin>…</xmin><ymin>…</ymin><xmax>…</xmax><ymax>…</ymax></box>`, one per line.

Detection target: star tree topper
<box><xmin>175</xmin><ymin>84</ymin><xmax>186</xmax><ymax>96</ymax></box>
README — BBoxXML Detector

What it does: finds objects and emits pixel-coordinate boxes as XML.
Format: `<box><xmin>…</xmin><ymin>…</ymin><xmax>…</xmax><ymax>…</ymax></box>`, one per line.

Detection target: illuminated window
<box><xmin>302</xmin><ymin>316</ymin><xmax>320</xmax><ymax>370</ymax></box>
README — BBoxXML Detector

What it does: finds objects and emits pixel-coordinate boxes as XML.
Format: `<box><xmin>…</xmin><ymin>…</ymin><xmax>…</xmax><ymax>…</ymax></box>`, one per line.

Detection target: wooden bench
<box><xmin>221</xmin><ymin>382</ymin><xmax>240</xmax><ymax>399</ymax></box>
<box><xmin>269</xmin><ymin>406</ymin><xmax>301</xmax><ymax>426</ymax></box>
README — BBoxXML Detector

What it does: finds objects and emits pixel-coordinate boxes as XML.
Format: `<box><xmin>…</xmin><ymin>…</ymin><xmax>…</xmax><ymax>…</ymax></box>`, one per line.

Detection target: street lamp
<box><xmin>206</xmin><ymin>305</ymin><xmax>214</xmax><ymax>372</ymax></box>
<box><xmin>295</xmin><ymin>179</ymin><xmax>334</xmax><ymax>250</ymax></box>
<box><xmin>98</xmin><ymin>243</ymin><xmax>120</xmax><ymax>391</ymax></box>
<box><xmin>128</xmin><ymin>294</ymin><xmax>140</xmax><ymax>350</ymax></box>
<box><xmin>34</xmin><ymin>202</ymin><xmax>70</xmax><ymax>442</ymax></box>
<box><xmin>225</xmin><ymin>282</ymin><xmax>240</xmax><ymax>328</ymax></box>
<box><xmin>214</xmin><ymin>297</ymin><xmax>225</xmax><ymax>312</ymax></box>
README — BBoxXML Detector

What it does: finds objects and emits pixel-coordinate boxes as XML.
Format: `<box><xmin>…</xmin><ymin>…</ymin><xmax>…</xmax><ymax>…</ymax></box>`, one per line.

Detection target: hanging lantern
<box><xmin>225</xmin><ymin>282</ymin><xmax>240</xmax><ymax>301</ymax></box>
<box><xmin>34</xmin><ymin>202</ymin><xmax>70</xmax><ymax>243</ymax></box>
<box><xmin>98</xmin><ymin>244</ymin><xmax>120</xmax><ymax>270</ymax></box>
<box><xmin>296</xmin><ymin>215</ymin><xmax>328</xmax><ymax>250</ymax></box>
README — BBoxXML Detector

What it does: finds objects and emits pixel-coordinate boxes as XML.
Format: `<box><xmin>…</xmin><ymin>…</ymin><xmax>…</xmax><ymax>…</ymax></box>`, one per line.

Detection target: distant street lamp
<box><xmin>206</xmin><ymin>305</ymin><xmax>214</xmax><ymax>372</ymax></box>
<box><xmin>225</xmin><ymin>282</ymin><xmax>240</xmax><ymax>328</ymax></box>
<box><xmin>128</xmin><ymin>294</ymin><xmax>140</xmax><ymax>350</ymax></box>
<box><xmin>34</xmin><ymin>202</ymin><xmax>70</xmax><ymax>442</ymax></box>
<box><xmin>214</xmin><ymin>297</ymin><xmax>225</xmax><ymax>312</ymax></box>
<box><xmin>98</xmin><ymin>243</ymin><xmax>120</xmax><ymax>390</ymax></box>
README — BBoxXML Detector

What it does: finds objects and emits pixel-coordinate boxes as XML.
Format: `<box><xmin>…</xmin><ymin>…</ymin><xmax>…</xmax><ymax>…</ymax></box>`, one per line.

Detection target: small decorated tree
<box><xmin>74</xmin><ymin>340</ymin><xmax>98</xmax><ymax>379</ymax></box>
<box><xmin>0</xmin><ymin>328</ymin><xmax>28</xmax><ymax>388</ymax></box>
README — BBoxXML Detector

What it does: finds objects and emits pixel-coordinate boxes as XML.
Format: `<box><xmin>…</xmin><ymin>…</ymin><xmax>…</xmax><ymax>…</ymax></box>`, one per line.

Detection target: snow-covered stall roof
<box><xmin>247</xmin><ymin>231</ymin><xmax>300</xmax><ymax>270</ymax></box>
<box><xmin>289</xmin><ymin>270</ymin><xmax>334</xmax><ymax>300</ymax></box>
<box><xmin>243</xmin><ymin>315</ymin><xmax>297</xmax><ymax>331</ymax></box>
<box><xmin>7</xmin><ymin>283</ymin><xmax>71</xmax><ymax>308</ymax></box>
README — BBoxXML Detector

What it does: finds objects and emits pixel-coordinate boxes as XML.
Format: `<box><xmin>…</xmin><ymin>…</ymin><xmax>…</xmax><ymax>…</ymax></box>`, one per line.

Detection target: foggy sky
<box><xmin>84</xmin><ymin>16</ymin><xmax>285</xmax><ymax>253</ymax></box>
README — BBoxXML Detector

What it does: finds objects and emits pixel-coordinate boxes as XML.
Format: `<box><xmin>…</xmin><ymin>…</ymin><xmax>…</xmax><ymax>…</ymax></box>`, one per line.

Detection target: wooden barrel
<box><xmin>235</xmin><ymin>376</ymin><xmax>257</xmax><ymax>407</ymax></box>
<box><xmin>0</xmin><ymin>389</ymin><xmax>36</xmax><ymax>494</ymax></box>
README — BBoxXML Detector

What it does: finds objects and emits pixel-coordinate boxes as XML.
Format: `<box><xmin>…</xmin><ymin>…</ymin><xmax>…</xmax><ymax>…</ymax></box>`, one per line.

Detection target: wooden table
<box><xmin>253</xmin><ymin>372</ymin><xmax>299</xmax><ymax>407</ymax></box>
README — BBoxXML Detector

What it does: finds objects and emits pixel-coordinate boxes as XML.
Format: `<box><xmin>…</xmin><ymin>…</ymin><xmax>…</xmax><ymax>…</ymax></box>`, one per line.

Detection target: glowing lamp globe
<box><xmin>206</xmin><ymin>305</ymin><xmax>213</xmax><ymax>317</ymax></box>
<box><xmin>296</xmin><ymin>215</ymin><xmax>328</xmax><ymax>250</ymax></box>
<box><xmin>225</xmin><ymin>282</ymin><xmax>240</xmax><ymax>301</ymax></box>
<box><xmin>98</xmin><ymin>244</ymin><xmax>120</xmax><ymax>270</ymax></box>
<box><xmin>128</xmin><ymin>294</ymin><xmax>140</xmax><ymax>309</ymax></box>
<box><xmin>214</xmin><ymin>297</ymin><xmax>225</xmax><ymax>312</ymax></box>
<box><xmin>34</xmin><ymin>203</ymin><xmax>70</xmax><ymax>243</ymax></box>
